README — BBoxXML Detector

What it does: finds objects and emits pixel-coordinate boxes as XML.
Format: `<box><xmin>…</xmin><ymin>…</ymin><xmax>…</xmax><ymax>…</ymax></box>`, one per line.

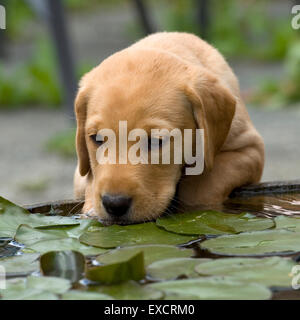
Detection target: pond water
<box><xmin>24</xmin><ymin>192</ymin><xmax>300</xmax><ymax>219</ymax></box>
<box><xmin>224</xmin><ymin>193</ymin><xmax>300</xmax><ymax>218</ymax></box>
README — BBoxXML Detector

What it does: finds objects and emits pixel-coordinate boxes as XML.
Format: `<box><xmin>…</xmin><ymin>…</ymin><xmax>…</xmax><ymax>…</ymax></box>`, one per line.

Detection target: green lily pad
<box><xmin>86</xmin><ymin>251</ymin><xmax>145</xmax><ymax>284</ymax></box>
<box><xmin>79</xmin><ymin>222</ymin><xmax>197</xmax><ymax>249</ymax></box>
<box><xmin>148</xmin><ymin>277</ymin><xmax>272</xmax><ymax>300</ymax></box>
<box><xmin>30</xmin><ymin>238</ymin><xmax>106</xmax><ymax>256</ymax></box>
<box><xmin>95</xmin><ymin>245</ymin><xmax>192</xmax><ymax>266</ymax></box>
<box><xmin>200</xmin><ymin>229</ymin><xmax>300</xmax><ymax>255</ymax></box>
<box><xmin>15</xmin><ymin>224</ymin><xmax>68</xmax><ymax>245</ymax></box>
<box><xmin>0</xmin><ymin>197</ymin><xmax>79</xmax><ymax>237</ymax></box>
<box><xmin>26</xmin><ymin>275</ymin><xmax>71</xmax><ymax>294</ymax></box>
<box><xmin>0</xmin><ymin>276</ymin><xmax>70</xmax><ymax>300</ymax></box>
<box><xmin>89</xmin><ymin>280</ymin><xmax>163</xmax><ymax>300</ymax></box>
<box><xmin>0</xmin><ymin>197</ymin><xmax>29</xmax><ymax>231</ymax></box>
<box><xmin>15</xmin><ymin>225</ymin><xmax>106</xmax><ymax>256</ymax></box>
<box><xmin>194</xmin><ymin>257</ymin><xmax>295</xmax><ymax>287</ymax></box>
<box><xmin>66</xmin><ymin>219</ymin><xmax>103</xmax><ymax>239</ymax></box>
<box><xmin>156</xmin><ymin>211</ymin><xmax>275</xmax><ymax>236</ymax></box>
<box><xmin>40</xmin><ymin>251</ymin><xmax>85</xmax><ymax>283</ymax></box>
<box><xmin>275</xmin><ymin>216</ymin><xmax>300</xmax><ymax>231</ymax></box>
<box><xmin>61</xmin><ymin>290</ymin><xmax>113</xmax><ymax>300</ymax></box>
<box><xmin>0</xmin><ymin>253</ymin><xmax>40</xmax><ymax>276</ymax></box>
<box><xmin>147</xmin><ymin>258</ymin><xmax>210</xmax><ymax>280</ymax></box>
<box><xmin>1</xmin><ymin>287</ymin><xmax>58</xmax><ymax>300</ymax></box>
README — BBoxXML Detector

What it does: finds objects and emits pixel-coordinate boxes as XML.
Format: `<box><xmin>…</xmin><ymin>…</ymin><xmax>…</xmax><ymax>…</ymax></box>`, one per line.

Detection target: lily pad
<box><xmin>26</xmin><ymin>275</ymin><xmax>71</xmax><ymax>294</ymax></box>
<box><xmin>0</xmin><ymin>253</ymin><xmax>40</xmax><ymax>276</ymax></box>
<box><xmin>79</xmin><ymin>222</ymin><xmax>197</xmax><ymax>249</ymax></box>
<box><xmin>200</xmin><ymin>229</ymin><xmax>300</xmax><ymax>255</ymax></box>
<box><xmin>89</xmin><ymin>280</ymin><xmax>163</xmax><ymax>300</ymax></box>
<box><xmin>0</xmin><ymin>276</ymin><xmax>70</xmax><ymax>300</ymax></box>
<box><xmin>61</xmin><ymin>290</ymin><xmax>113</xmax><ymax>300</ymax></box>
<box><xmin>194</xmin><ymin>257</ymin><xmax>295</xmax><ymax>287</ymax></box>
<box><xmin>86</xmin><ymin>251</ymin><xmax>145</xmax><ymax>284</ymax></box>
<box><xmin>0</xmin><ymin>197</ymin><xmax>79</xmax><ymax>238</ymax></box>
<box><xmin>29</xmin><ymin>238</ymin><xmax>106</xmax><ymax>256</ymax></box>
<box><xmin>156</xmin><ymin>211</ymin><xmax>275</xmax><ymax>236</ymax></box>
<box><xmin>15</xmin><ymin>224</ymin><xmax>69</xmax><ymax>245</ymax></box>
<box><xmin>40</xmin><ymin>251</ymin><xmax>85</xmax><ymax>283</ymax></box>
<box><xmin>275</xmin><ymin>216</ymin><xmax>300</xmax><ymax>231</ymax></box>
<box><xmin>15</xmin><ymin>225</ymin><xmax>106</xmax><ymax>256</ymax></box>
<box><xmin>148</xmin><ymin>277</ymin><xmax>272</xmax><ymax>300</ymax></box>
<box><xmin>66</xmin><ymin>219</ymin><xmax>103</xmax><ymax>239</ymax></box>
<box><xmin>147</xmin><ymin>258</ymin><xmax>210</xmax><ymax>280</ymax></box>
<box><xmin>95</xmin><ymin>245</ymin><xmax>192</xmax><ymax>266</ymax></box>
<box><xmin>1</xmin><ymin>287</ymin><xmax>58</xmax><ymax>300</ymax></box>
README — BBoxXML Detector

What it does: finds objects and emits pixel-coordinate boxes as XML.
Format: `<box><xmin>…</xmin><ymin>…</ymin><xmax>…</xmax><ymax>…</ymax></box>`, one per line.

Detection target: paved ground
<box><xmin>0</xmin><ymin>109</ymin><xmax>76</xmax><ymax>206</ymax></box>
<box><xmin>1</xmin><ymin>2</ymin><xmax>299</xmax><ymax>206</ymax></box>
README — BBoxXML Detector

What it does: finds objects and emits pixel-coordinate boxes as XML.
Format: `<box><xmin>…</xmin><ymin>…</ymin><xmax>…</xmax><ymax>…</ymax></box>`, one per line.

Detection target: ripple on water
<box><xmin>223</xmin><ymin>193</ymin><xmax>300</xmax><ymax>218</ymax></box>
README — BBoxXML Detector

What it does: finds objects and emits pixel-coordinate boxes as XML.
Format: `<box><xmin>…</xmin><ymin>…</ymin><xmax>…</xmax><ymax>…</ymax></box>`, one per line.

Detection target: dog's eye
<box><xmin>90</xmin><ymin>134</ymin><xmax>104</xmax><ymax>146</ymax></box>
<box><xmin>148</xmin><ymin>137</ymin><xmax>164</xmax><ymax>151</ymax></box>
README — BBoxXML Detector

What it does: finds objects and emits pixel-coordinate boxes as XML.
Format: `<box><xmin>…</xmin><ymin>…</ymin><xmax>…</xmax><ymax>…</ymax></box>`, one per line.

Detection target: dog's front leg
<box><xmin>74</xmin><ymin>166</ymin><xmax>98</xmax><ymax>218</ymax></box>
<box><xmin>177</xmin><ymin>146</ymin><xmax>264</xmax><ymax>207</ymax></box>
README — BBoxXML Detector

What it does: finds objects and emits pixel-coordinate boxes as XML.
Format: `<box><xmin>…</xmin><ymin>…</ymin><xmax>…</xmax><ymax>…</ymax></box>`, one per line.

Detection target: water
<box><xmin>24</xmin><ymin>192</ymin><xmax>300</xmax><ymax>219</ymax></box>
<box><xmin>223</xmin><ymin>193</ymin><xmax>300</xmax><ymax>218</ymax></box>
<box><xmin>0</xmin><ymin>239</ymin><xmax>21</xmax><ymax>258</ymax></box>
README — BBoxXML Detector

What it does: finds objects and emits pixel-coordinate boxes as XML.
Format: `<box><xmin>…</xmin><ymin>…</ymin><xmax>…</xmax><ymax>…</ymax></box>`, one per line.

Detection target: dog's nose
<box><xmin>102</xmin><ymin>194</ymin><xmax>132</xmax><ymax>217</ymax></box>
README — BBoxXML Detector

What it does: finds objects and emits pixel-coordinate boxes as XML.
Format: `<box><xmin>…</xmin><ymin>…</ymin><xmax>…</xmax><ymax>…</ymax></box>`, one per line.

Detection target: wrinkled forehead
<box><xmin>86</xmin><ymin>79</ymin><xmax>193</xmax><ymax>133</ymax></box>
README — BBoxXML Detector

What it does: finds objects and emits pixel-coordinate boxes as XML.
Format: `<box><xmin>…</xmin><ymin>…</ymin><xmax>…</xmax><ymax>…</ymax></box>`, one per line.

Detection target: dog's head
<box><xmin>75</xmin><ymin>49</ymin><xmax>236</xmax><ymax>224</ymax></box>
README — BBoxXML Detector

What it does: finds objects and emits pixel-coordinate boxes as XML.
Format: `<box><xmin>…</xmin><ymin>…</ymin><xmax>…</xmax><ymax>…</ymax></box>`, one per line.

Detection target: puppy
<box><xmin>74</xmin><ymin>32</ymin><xmax>264</xmax><ymax>224</ymax></box>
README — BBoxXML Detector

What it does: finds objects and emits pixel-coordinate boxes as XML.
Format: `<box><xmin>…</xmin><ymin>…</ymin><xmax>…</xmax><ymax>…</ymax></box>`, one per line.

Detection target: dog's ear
<box><xmin>74</xmin><ymin>86</ymin><xmax>90</xmax><ymax>176</ymax></box>
<box><xmin>185</xmin><ymin>69</ymin><xmax>236</xmax><ymax>171</ymax></box>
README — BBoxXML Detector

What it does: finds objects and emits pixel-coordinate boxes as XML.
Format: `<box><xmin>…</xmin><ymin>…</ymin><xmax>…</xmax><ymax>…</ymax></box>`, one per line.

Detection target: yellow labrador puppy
<box><xmin>74</xmin><ymin>32</ymin><xmax>264</xmax><ymax>224</ymax></box>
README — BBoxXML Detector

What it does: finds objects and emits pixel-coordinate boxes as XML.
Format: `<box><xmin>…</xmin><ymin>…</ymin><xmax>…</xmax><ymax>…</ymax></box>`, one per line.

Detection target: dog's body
<box><xmin>74</xmin><ymin>32</ymin><xmax>264</xmax><ymax>223</ymax></box>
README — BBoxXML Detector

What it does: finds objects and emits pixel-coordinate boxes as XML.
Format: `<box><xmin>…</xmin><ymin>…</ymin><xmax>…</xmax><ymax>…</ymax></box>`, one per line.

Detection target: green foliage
<box><xmin>45</xmin><ymin>128</ymin><xmax>76</xmax><ymax>158</ymax></box>
<box><xmin>4</xmin><ymin>0</ymin><xmax>33</xmax><ymax>39</ymax></box>
<box><xmin>163</xmin><ymin>0</ymin><xmax>200</xmax><ymax>35</ymax></box>
<box><xmin>162</xmin><ymin>0</ymin><xmax>297</xmax><ymax>61</ymax></box>
<box><xmin>2</xmin><ymin>0</ymin><xmax>299</xmax><ymax>108</ymax></box>
<box><xmin>0</xmin><ymin>39</ymin><xmax>62</xmax><ymax>108</ymax></box>
<box><xmin>65</xmin><ymin>0</ymin><xmax>123</xmax><ymax>11</ymax></box>
<box><xmin>4</xmin><ymin>0</ymin><xmax>114</xmax><ymax>38</ymax></box>
<box><xmin>0</xmin><ymin>34</ymin><xmax>95</xmax><ymax>109</ymax></box>
<box><xmin>252</xmin><ymin>40</ymin><xmax>300</xmax><ymax>107</ymax></box>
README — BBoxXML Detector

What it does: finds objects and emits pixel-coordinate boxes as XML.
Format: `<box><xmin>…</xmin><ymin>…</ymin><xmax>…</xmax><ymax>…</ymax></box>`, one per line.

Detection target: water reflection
<box><xmin>223</xmin><ymin>193</ymin><xmax>300</xmax><ymax>218</ymax></box>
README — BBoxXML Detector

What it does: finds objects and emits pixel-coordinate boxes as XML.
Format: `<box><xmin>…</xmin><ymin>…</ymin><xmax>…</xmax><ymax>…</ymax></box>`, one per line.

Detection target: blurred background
<box><xmin>0</xmin><ymin>0</ymin><xmax>299</xmax><ymax>206</ymax></box>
